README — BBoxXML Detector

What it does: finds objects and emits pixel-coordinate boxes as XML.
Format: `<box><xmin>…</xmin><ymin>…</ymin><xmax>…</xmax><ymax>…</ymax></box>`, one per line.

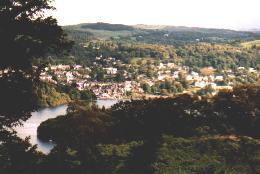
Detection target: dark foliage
<box><xmin>37</xmin><ymin>85</ymin><xmax>260</xmax><ymax>174</ymax></box>
<box><xmin>0</xmin><ymin>1</ymin><xmax>72</xmax><ymax>174</ymax></box>
<box><xmin>0</xmin><ymin>0</ymin><xmax>73</xmax><ymax>127</ymax></box>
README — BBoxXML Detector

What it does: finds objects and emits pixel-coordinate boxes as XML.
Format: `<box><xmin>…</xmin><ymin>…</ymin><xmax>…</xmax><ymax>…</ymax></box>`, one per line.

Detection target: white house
<box><xmin>104</xmin><ymin>67</ymin><xmax>118</xmax><ymax>75</ymax></box>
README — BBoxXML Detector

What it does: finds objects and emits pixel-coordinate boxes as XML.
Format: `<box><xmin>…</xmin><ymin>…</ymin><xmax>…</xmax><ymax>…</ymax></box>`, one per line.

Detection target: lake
<box><xmin>15</xmin><ymin>99</ymin><xmax>118</xmax><ymax>154</ymax></box>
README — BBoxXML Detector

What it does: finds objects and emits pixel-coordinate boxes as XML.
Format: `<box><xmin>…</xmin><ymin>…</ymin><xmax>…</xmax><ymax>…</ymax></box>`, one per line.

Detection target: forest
<box><xmin>1</xmin><ymin>85</ymin><xmax>259</xmax><ymax>174</ymax></box>
<box><xmin>36</xmin><ymin>85</ymin><xmax>260</xmax><ymax>174</ymax></box>
<box><xmin>35</xmin><ymin>82</ymin><xmax>96</xmax><ymax>108</ymax></box>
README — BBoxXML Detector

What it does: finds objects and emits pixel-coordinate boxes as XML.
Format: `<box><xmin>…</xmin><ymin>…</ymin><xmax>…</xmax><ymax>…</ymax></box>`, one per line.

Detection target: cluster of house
<box><xmin>39</xmin><ymin>57</ymin><xmax>259</xmax><ymax>99</ymax></box>
<box><xmin>137</xmin><ymin>62</ymin><xmax>258</xmax><ymax>92</ymax></box>
<box><xmin>39</xmin><ymin>64</ymin><xmax>144</xmax><ymax>99</ymax></box>
<box><xmin>136</xmin><ymin>63</ymin><xmax>226</xmax><ymax>90</ymax></box>
<box><xmin>83</xmin><ymin>81</ymin><xmax>143</xmax><ymax>99</ymax></box>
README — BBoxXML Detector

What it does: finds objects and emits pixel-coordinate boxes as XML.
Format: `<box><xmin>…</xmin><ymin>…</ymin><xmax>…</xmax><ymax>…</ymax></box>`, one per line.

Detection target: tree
<box><xmin>115</xmin><ymin>70</ymin><xmax>125</xmax><ymax>82</ymax></box>
<box><xmin>141</xmin><ymin>83</ymin><xmax>151</xmax><ymax>93</ymax></box>
<box><xmin>0</xmin><ymin>0</ymin><xmax>72</xmax><ymax>127</ymax></box>
<box><xmin>0</xmin><ymin>1</ymin><xmax>72</xmax><ymax>173</ymax></box>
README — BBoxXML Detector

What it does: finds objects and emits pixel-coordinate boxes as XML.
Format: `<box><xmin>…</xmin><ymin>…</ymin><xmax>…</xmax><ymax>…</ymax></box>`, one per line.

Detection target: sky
<box><xmin>49</xmin><ymin>0</ymin><xmax>260</xmax><ymax>30</ymax></box>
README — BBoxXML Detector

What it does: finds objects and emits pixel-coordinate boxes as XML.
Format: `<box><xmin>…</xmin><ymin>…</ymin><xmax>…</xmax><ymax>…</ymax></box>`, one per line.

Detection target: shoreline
<box><xmin>96</xmin><ymin>94</ymin><xmax>170</xmax><ymax>101</ymax></box>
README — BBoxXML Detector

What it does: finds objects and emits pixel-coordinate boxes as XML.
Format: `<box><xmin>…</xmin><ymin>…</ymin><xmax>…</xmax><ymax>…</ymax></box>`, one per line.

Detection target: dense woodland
<box><xmin>36</xmin><ymin>82</ymin><xmax>96</xmax><ymax>107</ymax></box>
<box><xmin>36</xmin><ymin>85</ymin><xmax>260</xmax><ymax>174</ymax></box>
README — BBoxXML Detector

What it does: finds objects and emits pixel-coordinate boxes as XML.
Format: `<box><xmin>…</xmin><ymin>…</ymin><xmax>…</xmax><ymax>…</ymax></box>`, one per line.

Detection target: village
<box><xmin>39</xmin><ymin>56</ymin><xmax>259</xmax><ymax>99</ymax></box>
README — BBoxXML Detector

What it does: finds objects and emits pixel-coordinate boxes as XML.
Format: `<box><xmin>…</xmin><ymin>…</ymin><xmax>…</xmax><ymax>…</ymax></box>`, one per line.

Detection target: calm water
<box><xmin>15</xmin><ymin>99</ymin><xmax>118</xmax><ymax>154</ymax></box>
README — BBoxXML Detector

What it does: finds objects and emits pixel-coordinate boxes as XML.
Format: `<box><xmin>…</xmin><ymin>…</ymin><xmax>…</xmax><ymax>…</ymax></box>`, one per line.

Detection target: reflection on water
<box><xmin>15</xmin><ymin>105</ymin><xmax>67</xmax><ymax>154</ymax></box>
<box><xmin>15</xmin><ymin>99</ymin><xmax>118</xmax><ymax>154</ymax></box>
<box><xmin>96</xmin><ymin>99</ymin><xmax>119</xmax><ymax>108</ymax></box>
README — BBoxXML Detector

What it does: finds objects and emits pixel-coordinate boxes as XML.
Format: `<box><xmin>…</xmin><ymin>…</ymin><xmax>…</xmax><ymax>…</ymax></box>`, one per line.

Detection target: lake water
<box><xmin>15</xmin><ymin>99</ymin><xmax>118</xmax><ymax>154</ymax></box>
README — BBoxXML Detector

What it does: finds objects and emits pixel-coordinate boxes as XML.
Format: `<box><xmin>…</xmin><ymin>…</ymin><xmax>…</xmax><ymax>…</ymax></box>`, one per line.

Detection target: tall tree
<box><xmin>0</xmin><ymin>1</ymin><xmax>72</xmax><ymax>173</ymax></box>
<box><xmin>0</xmin><ymin>0</ymin><xmax>72</xmax><ymax>127</ymax></box>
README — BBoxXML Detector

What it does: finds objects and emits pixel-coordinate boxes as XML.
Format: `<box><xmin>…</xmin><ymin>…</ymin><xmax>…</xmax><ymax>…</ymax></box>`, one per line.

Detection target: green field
<box><xmin>241</xmin><ymin>40</ymin><xmax>260</xmax><ymax>48</ymax></box>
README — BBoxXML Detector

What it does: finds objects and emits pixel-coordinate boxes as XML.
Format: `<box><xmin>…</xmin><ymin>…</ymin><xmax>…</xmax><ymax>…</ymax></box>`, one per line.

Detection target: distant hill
<box><xmin>64</xmin><ymin>23</ymin><xmax>260</xmax><ymax>44</ymax></box>
<box><xmin>81</xmin><ymin>22</ymin><xmax>135</xmax><ymax>31</ymax></box>
<box><xmin>134</xmin><ymin>25</ymin><xmax>260</xmax><ymax>44</ymax></box>
<box><xmin>246</xmin><ymin>29</ymin><xmax>260</xmax><ymax>33</ymax></box>
<box><xmin>49</xmin><ymin>23</ymin><xmax>260</xmax><ymax>71</ymax></box>
<box><xmin>64</xmin><ymin>23</ymin><xmax>138</xmax><ymax>40</ymax></box>
<box><xmin>134</xmin><ymin>24</ymin><xmax>169</xmax><ymax>30</ymax></box>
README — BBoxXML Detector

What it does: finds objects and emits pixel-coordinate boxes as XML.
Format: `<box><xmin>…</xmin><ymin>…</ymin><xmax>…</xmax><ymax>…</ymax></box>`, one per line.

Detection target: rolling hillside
<box><xmin>59</xmin><ymin>23</ymin><xmax>260</xmax><ymax>70</ymax></box>
<box><xmin>64</xmin><ymin>22</ymin><xmax>260</xmax><ymax>44</ymax></box>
